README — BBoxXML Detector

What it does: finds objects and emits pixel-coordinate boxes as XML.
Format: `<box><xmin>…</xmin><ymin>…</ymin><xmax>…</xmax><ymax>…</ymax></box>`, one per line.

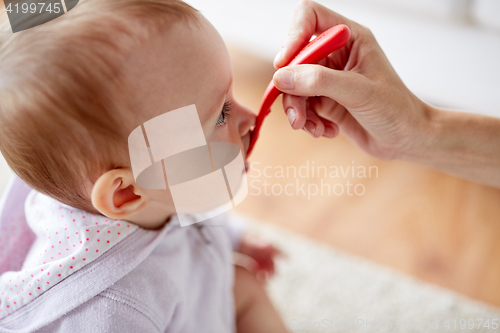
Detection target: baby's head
<box><xmin>0</xmin><ymin>0</ymin><xmax>255</xmax><ymax>228</ymax></box>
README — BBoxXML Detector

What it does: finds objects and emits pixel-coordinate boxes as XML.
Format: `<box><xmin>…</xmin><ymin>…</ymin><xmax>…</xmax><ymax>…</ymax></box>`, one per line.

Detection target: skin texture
<box><xmin>89</xmin><ymin>15</ymin><xmax>287</xmax><ymax>333</ymax></box>
<box><xmin>273</xmin><ymin>0</ymin><xmax>500</xmax><ymax>188</ymax></box>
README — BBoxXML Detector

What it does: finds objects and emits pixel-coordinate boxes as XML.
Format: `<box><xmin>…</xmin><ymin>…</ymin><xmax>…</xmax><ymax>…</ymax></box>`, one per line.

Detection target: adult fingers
<box><xmin>282</xmin><ymin>94</ymin><xmax>340</xmax><ymax>137</ymax></box>
<box><xmin>282</xmin><ymin>94</ymin><xmax>308</xmax><ymax>130</ymax></box>
<box><xmin>274</xmin><ymin>0</ymin><xmax>354</xmax><ymax>69</ymax></box>
<box><xmin>317</xmin><ymin>116</ymin><xmax>340</xmax><ymax>138</ymax></box>
<box><xmin>309</xmin><ymin>95</ymin><xmax>347</xmax><ymax>125</ymax></box>
<box><xmin>304</xmin><ymin>108</ymin><xmax>325</xmax><ymax>138</ymax></box>
<box><xmin>273</xmin><ymin>64</ymin><xmax>371</xmax><ymax>109</ymax></box>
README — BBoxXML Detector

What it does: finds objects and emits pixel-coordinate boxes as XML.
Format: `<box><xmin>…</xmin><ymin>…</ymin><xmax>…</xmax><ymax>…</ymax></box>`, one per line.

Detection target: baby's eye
<box><xmin>216</xmin><ymin>101</ymin><xmax>232</xmax><ymax>126</ymax></box>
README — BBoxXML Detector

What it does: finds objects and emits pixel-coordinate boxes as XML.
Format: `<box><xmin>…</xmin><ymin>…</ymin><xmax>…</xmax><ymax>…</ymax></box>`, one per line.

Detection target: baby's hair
<box><xmin>0</xmin><ymin>0</ymin><xmax>201</xmax><ymax>213</ymax></box>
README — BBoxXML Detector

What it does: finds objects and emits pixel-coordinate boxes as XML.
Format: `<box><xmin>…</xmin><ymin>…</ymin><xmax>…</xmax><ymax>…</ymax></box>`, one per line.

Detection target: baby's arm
<box><xmin>227</xmin><ymin>216</ymin><xmax>288</xmax><ymax>332</ymax></box>
<box><xmin>233</xmin><ymin>264</ymin><xmax>288</xmax><ymax>333</ymax></box>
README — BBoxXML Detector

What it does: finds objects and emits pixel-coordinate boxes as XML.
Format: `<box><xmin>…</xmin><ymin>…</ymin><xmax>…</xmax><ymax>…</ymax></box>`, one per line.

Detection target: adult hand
<box><xmin>273</xmin><ymin>0</ymin><xmax>429</xmax><ymax>159</ymax></box>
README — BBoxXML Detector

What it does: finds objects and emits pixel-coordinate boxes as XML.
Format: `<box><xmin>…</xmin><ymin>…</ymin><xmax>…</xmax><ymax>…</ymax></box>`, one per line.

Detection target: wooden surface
<box><xmin>228</xmin><ymin>45</ymin><xmax>500</xmax><ymax>307</ymax></box>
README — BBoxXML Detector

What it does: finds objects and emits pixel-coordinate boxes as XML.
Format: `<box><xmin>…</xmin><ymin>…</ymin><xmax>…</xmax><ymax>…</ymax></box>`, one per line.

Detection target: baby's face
<box><xmin>120</xmin><ymin>15</ymin><xmax>255</xmax><ymax>223</ymax></box>
<box><xmin>125</xmin><ymin>16</ymin><xmax>255</xmax><ymax>153</ymax></box>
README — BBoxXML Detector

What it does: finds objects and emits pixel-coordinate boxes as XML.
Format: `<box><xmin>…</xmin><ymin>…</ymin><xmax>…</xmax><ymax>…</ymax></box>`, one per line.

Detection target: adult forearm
<box><xmin>401</xmin><ymin>105</ymin><xmax>500</xmax><ymax>188</ymax></box>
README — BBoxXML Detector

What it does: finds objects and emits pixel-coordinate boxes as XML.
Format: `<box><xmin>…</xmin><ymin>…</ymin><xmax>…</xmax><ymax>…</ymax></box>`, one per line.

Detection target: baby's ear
<box><xmin>91</xmin><ymin>167</ymin><xmax>147</xmax><ymax>219</ymax></box>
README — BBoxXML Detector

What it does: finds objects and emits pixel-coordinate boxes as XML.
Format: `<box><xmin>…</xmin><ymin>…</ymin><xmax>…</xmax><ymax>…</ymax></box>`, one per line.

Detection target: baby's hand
<box><xmin>236</xmin><ymin>233</ymin><xmax>286</xmax><ymax>284</ymax></box>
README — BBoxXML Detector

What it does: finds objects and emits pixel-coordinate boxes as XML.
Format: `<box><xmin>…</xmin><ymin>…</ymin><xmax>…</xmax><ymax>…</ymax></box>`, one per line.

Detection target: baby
<box><xmin>0</xmin><ymin>0</ymin><xmax>287</xmax><ymax>332</ymax></box>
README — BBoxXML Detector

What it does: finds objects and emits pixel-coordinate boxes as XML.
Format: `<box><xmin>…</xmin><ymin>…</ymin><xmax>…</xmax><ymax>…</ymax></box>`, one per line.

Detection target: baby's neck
<box><xmin>122</xmin><ymin>200</ymin><xmax>176</xmax><ymax>230</ymax></box>
<box><xmin>130</xmin><ymin>215</ymin><xmax>173</xmax><ymax>230</ymax></box>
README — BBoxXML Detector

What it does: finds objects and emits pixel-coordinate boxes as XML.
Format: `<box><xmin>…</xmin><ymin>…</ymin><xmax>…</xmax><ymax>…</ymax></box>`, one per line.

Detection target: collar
<box><xmin>0</xmin><ymin>190</ymin><xmax>139</xmax><ymax>319</ymax></box>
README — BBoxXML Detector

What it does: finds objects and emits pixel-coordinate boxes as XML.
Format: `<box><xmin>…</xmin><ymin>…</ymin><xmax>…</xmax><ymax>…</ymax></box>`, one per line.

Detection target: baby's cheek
<box><xmin>213</xmin><ymin>125</ymin><xmax>242</xmax><ymax>147</ymax></box>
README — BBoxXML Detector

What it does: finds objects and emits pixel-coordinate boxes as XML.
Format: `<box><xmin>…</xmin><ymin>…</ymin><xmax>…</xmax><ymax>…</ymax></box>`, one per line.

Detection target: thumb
<box><xmin>272</xmin><ymin>65</ymin><xmax>368</xmax><ymax>108</ymax></box>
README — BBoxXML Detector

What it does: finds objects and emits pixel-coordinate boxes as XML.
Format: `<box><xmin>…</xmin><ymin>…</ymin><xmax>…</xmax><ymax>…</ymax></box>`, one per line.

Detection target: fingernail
<box><xmin>324</xmin><ymin>126</ymin><xmax>335</xmax><ymax>138</ymax></box>
<box><xmin>274</xmin><ymin>69</ymin><xmax>295</xmax><ymax>90</ymax></box>
<box><xmin>286</xmin><ymin>108</ymin><xmax>296</xmax><ymax>126</ymax></box>
<box><xmin>304</xmin><ymin>121</ymin><xmax>316</xmax><ymax>136</ymax></box>
<box><xmin>273</xmin><ymin>48</ymin><xmax>284</xmax><ymax>67</ymax></box>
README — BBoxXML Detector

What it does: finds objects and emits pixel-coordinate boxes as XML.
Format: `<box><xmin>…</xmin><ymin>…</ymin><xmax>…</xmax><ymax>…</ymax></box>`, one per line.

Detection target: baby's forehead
<box><xmin>119</xmin><ymin>18</ymin><xmax>233</xmax><ymax>126</ymax></box>
<box><xmin>126</xmin><ymin>17</ymin><xmax>228</xmax><ymax>76</ymax></box>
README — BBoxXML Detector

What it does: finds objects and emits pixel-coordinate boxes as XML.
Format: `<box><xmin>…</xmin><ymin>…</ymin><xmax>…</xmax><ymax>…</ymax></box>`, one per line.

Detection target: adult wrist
<box><xmin>397</xmin><ymin>101</ymin><xmax>441</xmax><ymax>163</ymax></box>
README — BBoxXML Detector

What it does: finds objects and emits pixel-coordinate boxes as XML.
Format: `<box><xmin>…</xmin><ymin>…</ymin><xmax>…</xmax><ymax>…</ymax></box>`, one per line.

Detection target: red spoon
<box><xmin>246</xmin><ymin>24</ymin><xmax>351</xmax><ymax>157</ymax></box>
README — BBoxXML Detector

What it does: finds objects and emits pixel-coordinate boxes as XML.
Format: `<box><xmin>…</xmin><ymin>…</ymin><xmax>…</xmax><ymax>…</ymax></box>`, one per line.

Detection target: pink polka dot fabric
<box><xmin>0</xmin><ymin>175</ymin><xmax>36</xmax><ymax>277</ymax></box>
<box><xmin>0</xmin><ymin>190</ymin><xmax>138</xmax><ymax>319</ymax></box>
